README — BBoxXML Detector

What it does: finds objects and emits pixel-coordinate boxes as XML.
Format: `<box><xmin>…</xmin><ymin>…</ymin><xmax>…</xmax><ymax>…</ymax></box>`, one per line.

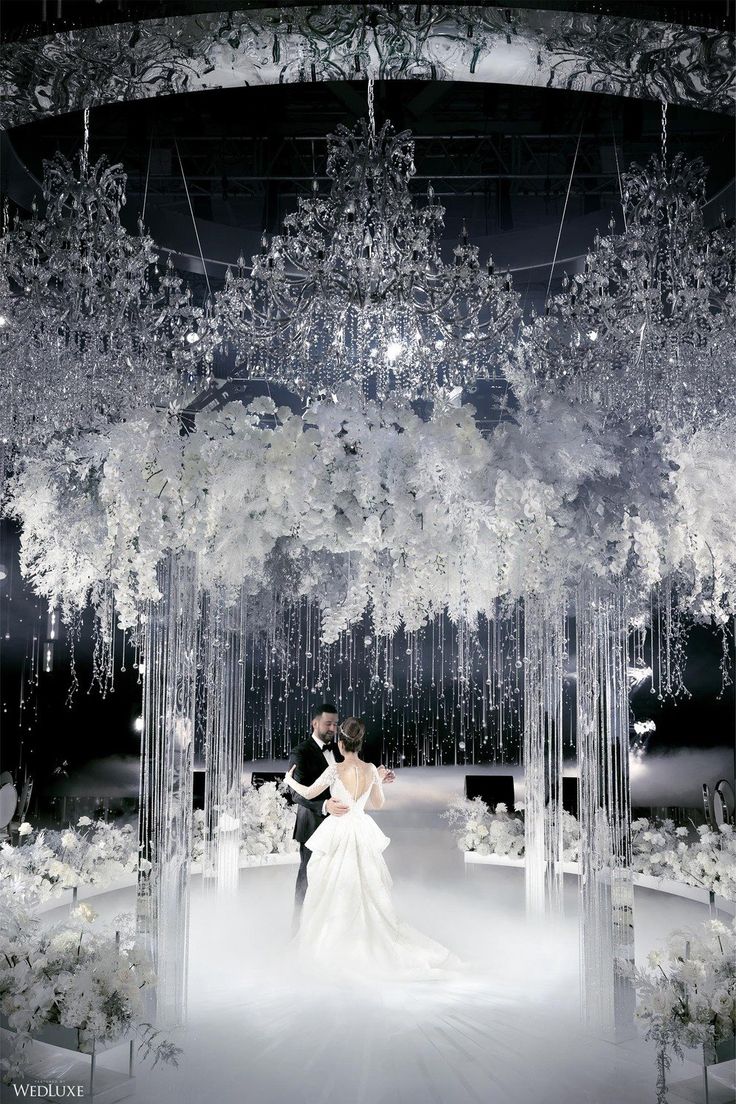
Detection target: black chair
<box><xmin>8</xmin><ymin>777</ymin><xmax>32</xmax><ymax>842</ymax></box>
<box><xmin>465</xmin><ymin>775</ymin><xmax>516</xmax><ymax>811</ymax></box>
<box><xmin>562</xmin><ymin>776</ymin><xmax>579</xmax><ymax>818</ymax></box>
<box><xmin>250</xmin><ymin>771</ymin><xmax>287</xmax><ymax>788</ymax></box>
<box><xmin>192</xmin><ymin>770</ymin><xmax>205</xmax><ymax>810</ymax></box>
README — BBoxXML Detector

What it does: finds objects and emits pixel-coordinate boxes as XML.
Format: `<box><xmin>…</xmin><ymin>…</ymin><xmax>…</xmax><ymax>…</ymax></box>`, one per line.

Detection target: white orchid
<box><xmin>0</xmin><ymin>892</ymin><xmax>180</xmax><ymax>1079</ymax></box>
<box><xmin>628</xmin><ymin>917</ymin><xmax>736</xmax><ymax>1104</ymax></box>
<box><xmin>7</xmin><ymin>386</ymin><xmax>728</xmax><ymax>644</ymax></box>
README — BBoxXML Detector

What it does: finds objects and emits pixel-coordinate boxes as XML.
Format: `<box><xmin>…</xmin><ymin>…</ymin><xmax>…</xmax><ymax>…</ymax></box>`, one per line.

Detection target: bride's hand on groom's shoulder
<box><xmin>378</xmin><ymin>766</ymin><xmax>395</xmax><ymax>784</ymax></box>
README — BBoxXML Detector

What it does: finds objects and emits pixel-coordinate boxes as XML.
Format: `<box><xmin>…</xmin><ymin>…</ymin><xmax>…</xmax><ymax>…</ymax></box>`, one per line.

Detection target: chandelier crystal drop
<box><xmin>521</xmin><ymin>154</ymin><xmax>736</xmax><ymax>431</ymax></box>
<box><xmin>0</xmin><ymin>151</ymin><xmax>216</xmax><ymax>458</ymax></box>
<box><xmin>216</xmin><ymin>118</ymin><xmax>520</xmax><ymax>402</ymax></box>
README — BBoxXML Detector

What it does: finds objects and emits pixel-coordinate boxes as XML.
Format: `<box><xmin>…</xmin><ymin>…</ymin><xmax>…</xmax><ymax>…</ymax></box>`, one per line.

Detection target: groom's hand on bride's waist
<box><xmin>325</xmin><ymin>797</ymin><xmax>349</xmax><ymax>817</ymax></box>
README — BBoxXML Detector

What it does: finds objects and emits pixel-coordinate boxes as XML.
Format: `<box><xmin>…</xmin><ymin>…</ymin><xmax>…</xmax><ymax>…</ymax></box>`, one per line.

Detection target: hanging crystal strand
<box><xmin>202</xmin><ymin>588</ymin><xmax>245</xmax><ymax>897</ymax></box>
<box><xmin>523</xmin><ymin>593</ymin><xmax>566</xmax><ymax>915</ymax></box>
<box><xmin>546</xmin><ymin>594</ymin><xmax>566</xmax><ymax>913</ymax></box>
<box><xmin>523</xmin><ymin>594</ymin><xmax>545</xmax><ymax>915</ymax></box>
<box><xmin>576</xmin><ymin>579</ymin><xmax>635</xmax><ymax>1041</ymax></box>
<box><xmin>137</xmin><ymin>550</ymin><xmax>198</xmax><ymax>1028</ymax></box>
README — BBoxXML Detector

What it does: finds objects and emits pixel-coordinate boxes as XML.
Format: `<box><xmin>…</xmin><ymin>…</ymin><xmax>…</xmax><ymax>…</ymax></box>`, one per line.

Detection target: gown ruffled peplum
<box><xmin>295</xmin><ymin>764</ymin><xmax>459</xmax><ymax>980</ymax></box>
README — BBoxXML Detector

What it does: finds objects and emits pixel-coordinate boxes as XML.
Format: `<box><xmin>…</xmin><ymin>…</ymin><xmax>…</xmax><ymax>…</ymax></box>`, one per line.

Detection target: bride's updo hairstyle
<box><xmin>338</xmin><ymin>717</ymin><xmax>365</xmax><ymax>753</ymax></box>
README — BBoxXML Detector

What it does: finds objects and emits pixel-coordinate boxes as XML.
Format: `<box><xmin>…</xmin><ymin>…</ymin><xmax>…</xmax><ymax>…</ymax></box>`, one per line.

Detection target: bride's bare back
<box><xmin>336</xmin><ymin>760</ymin><xmax>375</xmax><ymax>802</ymax></box>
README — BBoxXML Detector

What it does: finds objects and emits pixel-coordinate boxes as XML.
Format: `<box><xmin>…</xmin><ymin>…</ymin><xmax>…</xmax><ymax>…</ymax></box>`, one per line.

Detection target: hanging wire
<box><xmin>174</xmin><ymin>137</ymin><xmax>212</xmax><ymax>299</ymax></box>
<box><xmin>610</xmin><ymin>114</ymin><xmax>627</xmax><ymax>233</ymax></box>
<box><xmin>141</xmin><ymin>134</ymin><xmax>153</xmax><ymax>225</ymax></box>
<box><xmin>367</xmin><ymin>76</ymin><xmax>376</xmax><ymax>139</ymax></box>
<box><xmin>544</xmin><ymin>117</ymin><xmax>584</xmax><ymax>309</ymax></box>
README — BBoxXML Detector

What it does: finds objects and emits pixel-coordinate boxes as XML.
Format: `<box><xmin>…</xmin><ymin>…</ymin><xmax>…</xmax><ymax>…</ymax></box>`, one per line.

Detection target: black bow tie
<box><xmin>321</xmin><ymin>741</ymin><xmax>334</xmax><ymax>752</ymax></box>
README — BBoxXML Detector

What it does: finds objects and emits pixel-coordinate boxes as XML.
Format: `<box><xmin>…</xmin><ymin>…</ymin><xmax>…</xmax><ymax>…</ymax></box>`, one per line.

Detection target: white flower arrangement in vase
<box><xmin>442</xmin><ymin>796</ymin><xmax>525</xmax><ymax>858</ymax></box>
<box><xmin>0</xmin><ymin>892</ymin><xmax>181</xmax><ymax>1082</ymax></box>
<box><xmin>0</xmin><ymin>818</ymin><xmax>139</xmax><ymax>906</ymax></box>
<box><xmin>631</xmin><ymin>818</ymin><xmax>736</xmax><ymax>901</ymax></box>
<box><xmin>240</xmin><ymin>782</ymin><xmax>298</xmax><ymax>858</ymax></box>
<box><xmin>627</xmin><ymin>917</ymin><xmax>736</xmax><ymax>1104</ymax></box>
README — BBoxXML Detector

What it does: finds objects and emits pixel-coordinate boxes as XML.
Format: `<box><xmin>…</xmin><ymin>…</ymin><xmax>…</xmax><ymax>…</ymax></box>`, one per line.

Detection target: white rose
<box><xmin>77</xmin><ymin>816</ymin><xmax>93</xmax><ymax>828</ymax></box>
<box><xmin>476</xmin><ymin>825</ymin><xmax>489</xmax><ymax>838</ymax></box>
<box><xmin>18</xmin><ymin>823</ymin><xmax>33</xmax><ymax>837</ymax></box>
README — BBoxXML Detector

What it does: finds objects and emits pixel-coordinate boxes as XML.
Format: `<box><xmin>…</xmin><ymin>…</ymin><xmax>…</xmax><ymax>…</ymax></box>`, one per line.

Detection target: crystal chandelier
<box><xmin>0</xmin><ymin>134</ymin><xmax>215</xmax><ymax>459</ymax></box>
<box><xmin>523</xmin><ymin>152</ymin><xmax>736</xmax><ymax>431</ymax></box>
<box><xmin>216</xmin><ymin>84</ymin><xmax>519</xmax><ymax>402</ymax></box>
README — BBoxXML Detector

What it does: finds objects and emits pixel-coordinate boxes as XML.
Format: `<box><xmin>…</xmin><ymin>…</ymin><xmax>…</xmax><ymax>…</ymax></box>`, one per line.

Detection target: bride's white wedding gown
<box><xmin>291</xmin><ymin>763</ymin><xmax>458</xmax><ymax>979</ymax></box>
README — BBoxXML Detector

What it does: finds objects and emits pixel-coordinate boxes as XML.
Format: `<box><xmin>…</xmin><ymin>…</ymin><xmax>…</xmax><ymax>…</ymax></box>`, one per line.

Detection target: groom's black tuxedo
<box><xmin>288</xmin><ymin>734</ymin><xmax>343</xmax><ymax>919</ymax></box>
<box><xmin>288</xmin><ymin>735</ymin><xmax>344</xmax><ymax>845</ymax></box>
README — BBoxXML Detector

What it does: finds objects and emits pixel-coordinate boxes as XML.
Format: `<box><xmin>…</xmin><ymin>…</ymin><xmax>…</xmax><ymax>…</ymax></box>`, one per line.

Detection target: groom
<box><xmin>288</xmin><ymin>703</ymin><xmax>346</xmax><ymax>923</ymax></box>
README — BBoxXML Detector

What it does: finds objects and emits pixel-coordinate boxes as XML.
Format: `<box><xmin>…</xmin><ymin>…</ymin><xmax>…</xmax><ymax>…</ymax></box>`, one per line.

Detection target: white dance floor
<box><xmin>18</xmin><ymin>768</ymin><xmax>736</xmax><ymax>1104</ymax></box>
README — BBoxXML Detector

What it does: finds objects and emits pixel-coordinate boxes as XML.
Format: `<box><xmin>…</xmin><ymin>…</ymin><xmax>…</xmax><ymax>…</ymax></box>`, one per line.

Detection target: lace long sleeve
<box><xmin>368</xmin><ymin>764</ymin><xmax>385</xmax><ymax>809</ymax></box>
<box><xmin>284</xmin><ymin>764</ymin><xmax>336</xmax><ymax>800</ymax></box>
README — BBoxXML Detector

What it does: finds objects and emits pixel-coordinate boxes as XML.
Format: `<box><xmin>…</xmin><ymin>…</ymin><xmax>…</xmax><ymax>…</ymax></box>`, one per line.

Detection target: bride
<box><xmin>284</xmin><ymin>716</ymin><xmax>457</xmax><ymax>978</ymax></box>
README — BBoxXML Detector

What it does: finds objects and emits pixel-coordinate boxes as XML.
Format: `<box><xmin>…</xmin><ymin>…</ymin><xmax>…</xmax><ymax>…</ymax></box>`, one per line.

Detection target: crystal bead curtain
<box><xmin>576</xmin><ymin>580</ymin><xmax>636</xmax><ymax>1040</ymax></box>
<box><xmin>523</xmin><ymin>593</ymin><xmax>567</xmax><ymax>915</ymax></box>
<box><xmin>201</xmin><ymin>588</ymin><xmax>248</xmax><ymax>897</ymax></box>
<box><xmin>138</xmin><ymin>551</ymin><xmax>198</xmax><ymax>1027</ymax></box>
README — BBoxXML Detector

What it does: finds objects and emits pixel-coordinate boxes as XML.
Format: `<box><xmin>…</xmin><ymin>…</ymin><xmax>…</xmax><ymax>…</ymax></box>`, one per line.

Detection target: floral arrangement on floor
<box><xmin>443</xmin><ymin>796</ymin><xmax>525</xmax><ymax>858</ymax></box>
<box><xmin>627</xmin><ymin>917</ymin><xmax>736</xmax><ymax>1104</ymax></box>
<box><xmin>0</xmin><ymin>818</ymin><xmax>139</xmax><ymax>907</ymax></box>
<box><xmin>445</xmin><ymin>799</ymin><xmax>735</xmax><ymax>900</ymax></box>
<box><xmin>0</xmin><ymin>894</ymin><xmax>181</xmax><ymax>1082</ymax></box>
<box><xmin>631</xmin><ymin>818</ymin><xmax>736</xmax><ymax>901</ymax></box>
<box><xmin>443</xmin><ymin>795</ymin><xmax>580</xmax><ymax>861</ymax></box>
<box><xmin>190</xmin><ymin>783</ymin><xmax>298</xmax><ymax>864</ymax></box>
<box><xmin>191</xmin><ymin>809</ymin><xmax>206</xmax><ymax>864</ymax></box>
<box><xmin>240</xmin><ymin>782</ymin><xmax>298</xmax><ymax>858</ymax></box>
